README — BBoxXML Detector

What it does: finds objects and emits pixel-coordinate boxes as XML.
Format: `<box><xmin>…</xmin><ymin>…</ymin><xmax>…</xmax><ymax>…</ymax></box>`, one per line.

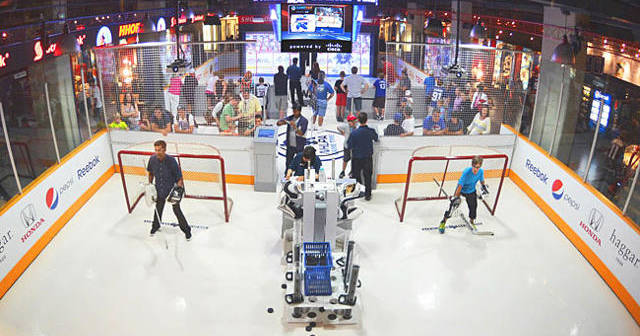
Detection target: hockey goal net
<box><xmin>395</xmin><ymin>146</ymin><xmax>508</xmax><ymax>222</ymax></box>
<box><xmin>117</xmin><ymin>142</ymin><xmax>233</xmax><ymax>222</ymax></box>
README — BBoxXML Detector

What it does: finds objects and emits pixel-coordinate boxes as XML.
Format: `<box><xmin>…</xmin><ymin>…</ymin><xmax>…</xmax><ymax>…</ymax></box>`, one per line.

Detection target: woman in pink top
<box><xmin>168</xmin><ymin>74</ymin><xmax>182</xmax><ymax>118</ymax></box>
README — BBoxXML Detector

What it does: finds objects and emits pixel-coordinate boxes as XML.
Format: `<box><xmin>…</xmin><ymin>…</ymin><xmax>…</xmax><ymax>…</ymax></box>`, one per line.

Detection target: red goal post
<box><xmin>395</xmin><ymin>146</ymin><xmax>508</xmax><ymax>222</ymax></box>
<box><xmin>117</xmin><ymin>142</ymin><xmax>233</xmax><ymax>222</ymax></box>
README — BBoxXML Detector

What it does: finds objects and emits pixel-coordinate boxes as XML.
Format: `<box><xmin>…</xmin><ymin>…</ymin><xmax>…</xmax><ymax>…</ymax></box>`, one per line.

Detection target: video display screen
<box><xmin>245</xmin><ymin>32</ymin><xmax>371</xmax><ymax>76</ymax></box>
<box><xmin>281</xmin><ymin>5</ymin><xmax>353</xmax><ymax>53</ymax></box>
<box><xmin>590</xmin><ymin>90</ymin><xmax>611</xmax><ymax>131</ymax></box>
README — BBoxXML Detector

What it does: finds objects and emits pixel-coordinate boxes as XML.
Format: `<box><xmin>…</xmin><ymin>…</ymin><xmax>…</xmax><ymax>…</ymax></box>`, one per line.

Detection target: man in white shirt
<box><xmin>341</xmin><ymin>66</ymin><xmax>369</xmax><ymax>116</ymax></box>
<box><xmin>399</xmin><ymin>99</ymin><xmax>415</xmax><ymax>137</ymax></box>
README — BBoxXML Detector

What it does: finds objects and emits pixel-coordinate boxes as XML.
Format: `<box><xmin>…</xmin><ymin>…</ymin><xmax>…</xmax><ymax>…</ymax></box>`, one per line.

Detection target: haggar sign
<box><xmin>512</xmin><ymin>136</ymin><xmax>640</xmax><ymax>316</ymax></box>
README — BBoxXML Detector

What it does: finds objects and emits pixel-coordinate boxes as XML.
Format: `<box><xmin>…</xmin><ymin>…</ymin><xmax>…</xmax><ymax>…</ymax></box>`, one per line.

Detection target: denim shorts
<box><xmin>346</xmin><ymin>97</ymin><xmax>362</xmax><ymax>112</ymax></box>
<box><xmin>314</xmin><ymin>100</ymin><xmax>328</xmax><ymax>117</ymax></box>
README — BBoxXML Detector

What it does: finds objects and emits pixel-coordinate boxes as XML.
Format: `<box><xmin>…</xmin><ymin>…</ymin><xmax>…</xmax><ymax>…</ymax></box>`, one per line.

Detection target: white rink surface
<box><xmin>0</xmin><ymin>176</ymin><xmax>639</xmax><ymax>336</ymax></box>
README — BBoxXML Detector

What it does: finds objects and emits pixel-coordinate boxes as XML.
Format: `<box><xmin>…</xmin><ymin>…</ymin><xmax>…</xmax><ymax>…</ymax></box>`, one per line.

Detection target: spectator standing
<box><xmin>208</xmin><ymin>95</ymin><xmax>229</xmax><ymax>125</ymax></box>
<box><xmin>337</xmin><ymin>114</ymin><xmax>358</xmax><ymax>178</ymax></box>
<box><xmin>150</xmin><ymin>105</ymin><xmax>173</xmax><ymax>136</ymax></box>
<box><xmin>286</xmin><ymin>58</ymin><xmax>304</xmax><ymax>106</ymax></box>
<box><xmin>423</xmin><ymin>109</ymin><xmax>446</xmax><ymax>136</ymax></box>
<box><xmin>274</xmin><ymin>66</ymin><xmax>289</xmax><ymax>119</ymax></box>
<box><xmin>238</xmin><ymin>90</ymin><xmax>262</xmax><ymax>133</ymax></box>
<box><xmin>277</xmin><ymin>104</ymin><xmax>308</xmax><ymax>169</ymax></box>
<box><xmin>255</xmin><ymin>77</ymin><xmax>270</xmax><ymax>113</ymax></box>
<box><xmin>121</xmin><ymin>93</ymin><xmax>140</xmax><ymax>130</ymax></box>
<box><xmin>446</xmin><ymin>112</ymin><xmax>464</xmax><ymax>135</ymax></box>
<box><xmin>400</xmin><ymin>104</ymin><xmax>415</xmax><ymax>137</ymax></box>
<box><xmin>423</xmin><ymin>71</ymin><xmax>435</xmax><ymax>108</ymax></box>
<box><xmin>334</xmin><ymin>71</ymin><xmax>347</xmax><ymax>122</ymax></box>
<box><xmin>174</xmin><ymin>105</ymin><xmax>195</xmax><ymax>134</ymax></box>
<box><xmin>372</xmin><ymin>72</ymin><xmax>387</xmax><ymax>120</ymax></box>
<box><xmin>219</xmin><ymin>94</ymin><xmax>242</xmax><ymax>134</ymax></box>
<box><xmin>182</xmin><ymin>70</ymin><xmax>199</xmax><ymax>115</ymax></box>
<box><xmin>347</xmin><ymin>112</ymin><xmax>379</xmax><ymax>200</ymax></box>
<box><xmin>214</xmin><ymin>74</ymin><xmax>227</xmax><ymax>102</ymax></box>
<box><xmin>310</xmin><ymin>62</ymin><xmax>321</xmax><ymax>81</ymax></box>
<box><xmin>91</xmin><ymin>80</ymin><xmax>103</xmax><ymax>121</ymax></box>
<box><xmin>227</xmin><ymin>78</ymin><xmax>237</xmax><ymax>96</ymax></box>
<box><xmin>205</xmin><ymin>69</ymin><xmax>219</xmax><ymax>108</ymax></box>
<box><xmin>342</xmin><ymin>66</ymin><xmax>369</xmax><ymax>116</ymax></box>
<box><xmin>471</xmin><ymin>84</ymin><xmax>488</xmax><ymax>110</ymax></box>
<box><xmin>467</xmin><ymin>105</ymin><xmax>491</xmax><ymax>135</ymax></box>
<box><xmin>310</xmin><ymin>72</ymin><xmax>334</xmax><ymax>129</ymax></box>
<box><xmin>167</xmin><ymin>73</ymin><xmax>182</xmax><ymax>117</ymax></box>
<box><xmin>240</xmin><ymin>71</ymin><xmax>254</xmax><ymax>94</ymax></box>
<box><xmin>384</xmin><ymin>113</ymin><xmax>405</xmax><ymax>136</ymax></box>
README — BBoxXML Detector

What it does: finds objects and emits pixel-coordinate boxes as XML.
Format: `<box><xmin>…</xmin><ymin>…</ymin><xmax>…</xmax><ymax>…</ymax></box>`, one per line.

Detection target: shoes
<box><xmin>150</xmin><ymin>226</ymin><xmax>160</xmax><ymax>236</ymax></box>
<box><xmin>185</xmin><ymin>232</ymin><xmax>192</xmax><ymax>241</ymax></box>
<box><xmin>339</xmin><ymin>171</ymin><xmax>345</xmax><ymax>179</ymax></box>
<box><xmin>365</xmin><ymin>195</ymin><xmax>372</xmax><ymax>201</ymax></box>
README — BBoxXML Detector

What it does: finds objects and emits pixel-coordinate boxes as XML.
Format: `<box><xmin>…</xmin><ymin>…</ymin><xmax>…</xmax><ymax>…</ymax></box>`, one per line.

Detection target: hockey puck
<box><xmin>307</xmin><ymin>312</ymin><xmax>317</xmax><ymax>318</ymax></box>
<box><xmin>267</xmin><ymin>308</ymin><xmax>274</xmax><ymax>313</ymax></box>
<box><xmin>305</xmin><ymin>326</ymin><xmax>312</xmax><ymax>332</ymax></box>
<box><xmin>281</xmin><ymin>284</ymin><xmax>287</xmax><ymax>289</ymax></box>
<box><xmin>328</xmin><ymin>313</ymin><xmax>337</xmax><ymax>320</ymax></box>
<box><xmin>310</xmin><ymin>322</ymin><xmax>316</xmax><ymax>327</ymax></box>
<box><xmin>318</xmin><ymin>307</ymin><xmax>325</xmax><ymax>312</ymax></box>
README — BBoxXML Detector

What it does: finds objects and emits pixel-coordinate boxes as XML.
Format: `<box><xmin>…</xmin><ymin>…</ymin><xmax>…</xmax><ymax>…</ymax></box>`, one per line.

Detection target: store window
<box><xmin>0</xmin><ymin>68</ymin><xmax>58</xmax><ymax>188</ymax></box>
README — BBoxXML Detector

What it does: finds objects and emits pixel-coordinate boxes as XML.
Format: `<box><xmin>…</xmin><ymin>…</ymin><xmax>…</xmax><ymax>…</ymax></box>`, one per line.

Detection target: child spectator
<box><xmin>108</xmin><ymin>113</ymin><xmax>128</xmax><ymax>130</ymax></box>
<box><xmin>255</xmin><ymin>77</ymin><xmax>270</xmax><ymax>113</ymax></box>
<box><xmin>384</xmin><ymin>113</ymin><xmax>405</xmax><ymax>136</ymax></box>
<box><xmin>372</xmin><ymin>72</ymin><xmax>387</xmax><ymax>120</ymax></box>
<box><xmin>446</xmin><ymin>112</ymin><xmax>464</xmax><ymax>135</ymax></box>
<box><xmin>401</xmin><ymin>105</ymin><xmax>415</xmax><ymax>137</ymax></box>
<box><xmin>174</xmin><ymin>105</ymin><xmax>195</xmax><ymax>134</ymax></box>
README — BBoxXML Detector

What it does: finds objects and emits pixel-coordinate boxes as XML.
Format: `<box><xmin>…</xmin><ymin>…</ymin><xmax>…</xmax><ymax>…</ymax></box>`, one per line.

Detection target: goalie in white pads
<box><xmin>146</xmin><ymin>140</ymin><xmax>192</xmax><ymax>240</ymax></box>
<box><xmin>439</xmin><ymin>156</ymin><xmax>489</xmax><ymax>233</ymax></box>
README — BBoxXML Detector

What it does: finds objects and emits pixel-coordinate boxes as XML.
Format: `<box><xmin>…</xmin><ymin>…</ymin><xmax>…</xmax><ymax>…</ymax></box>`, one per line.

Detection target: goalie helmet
<box><xmin>167</xmin><ymin>185</ymin><xmax>184</xmax><ymax>204</ymax></box>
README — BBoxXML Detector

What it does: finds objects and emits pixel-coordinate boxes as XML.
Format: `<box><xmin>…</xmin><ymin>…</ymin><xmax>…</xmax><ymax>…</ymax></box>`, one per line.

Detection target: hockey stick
<box><xmin>142</xmin><ymin>158</ymin><xmax>168</xmax><ymax>250</ymax></box>
<box><xmin>459</xmin><ymin>212</ymin><xmax>494</xmax><ymax>236</ymax></box>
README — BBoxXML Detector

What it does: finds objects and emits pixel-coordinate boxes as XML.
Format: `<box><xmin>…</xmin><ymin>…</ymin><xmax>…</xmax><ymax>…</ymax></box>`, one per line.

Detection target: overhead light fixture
<box><xmin>551</xmin><ymin>11</ymin><xmax>575</xmax><ymax>65</ymax></box>
<box><xmin>469</xmin><ymin>22</ymin><xmax>486</xmax><ymax>39</ymax></box>
<box><xmin>60</xmin><ymin>22</ymin><xmax>80</xmax><ymax>54</ymax></box>
<box><xmin>424</xmin><ymin>0</ymin><xmax>443</xmax><ymax>37</ymax></box>
<box><xmin>551</xmin><ymin>35</ymin><xmax>575</xmax><ymax>65</ymax></box>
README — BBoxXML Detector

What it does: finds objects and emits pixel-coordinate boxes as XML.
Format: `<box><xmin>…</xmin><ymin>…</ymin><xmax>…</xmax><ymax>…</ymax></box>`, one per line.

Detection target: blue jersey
<box><xmin>458</xmin><ymin>167</ymin><xmax>484</xmax><ymax>194</ymax></box>
<box><xmin>315</xmin><ymin>81</ymin><xmax>334</xmax><ymax>101</ymax></box>
<box><xmin>373</xmin><ymin>79</ymin><xmax>387</xmax><ymax>97</ymax></box>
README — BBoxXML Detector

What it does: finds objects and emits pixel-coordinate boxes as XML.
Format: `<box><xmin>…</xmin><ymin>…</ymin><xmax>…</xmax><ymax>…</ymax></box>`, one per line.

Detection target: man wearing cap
<box><xmin>277</xmin><ymin>104</ymin><xmax>308</xmax><ymax>169</ymax></box>
<box><xmin>337</xmin><ymin>114</ymin><xmax>358</xmax><ymax>178</ymax></box>
<box><xmin>384</xmin><ymin>113</ymin><xmax>405</xmax><ymax>136</ymax></box>
<box><xmin>347</xmin><ymin>112</ymin><xmax>379</xmax><ymax>200</ymax></box>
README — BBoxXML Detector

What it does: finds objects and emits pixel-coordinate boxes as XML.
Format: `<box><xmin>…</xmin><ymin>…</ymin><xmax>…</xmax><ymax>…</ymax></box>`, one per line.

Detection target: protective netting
<box><xmin>95</xmin><ymin>41</ymin><xmax>257</xmax><ymax>136</ymax></box>
<box><xmin>382</xmin><ymin>43</ymin><xmax>534</xmax><ymax>135</ymax></box>
<box><xmin>395</xmin><ymin>146</ymin><xmax>508</xmax><ymax>222</ymax></box>
<box><xmin>117</xmin><ymin>142</ymin><xmax>232</xmax><ymax>222</ymax></box>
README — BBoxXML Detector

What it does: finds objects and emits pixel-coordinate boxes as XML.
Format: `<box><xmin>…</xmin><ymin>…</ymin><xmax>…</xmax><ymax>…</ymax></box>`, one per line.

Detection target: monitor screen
<box><xmin>257</xmin><ymin>128</ymin><xmax>276</xmax><ymax>139</ymax></box>
<box><xmin>281</xmin><ymin>4</ymin><xmax>353</xmax><ymax>53</ymax></box>
<box><xmin>590</xmin><ymin>90</ymin><xmax>610</xmax><ymax>131</ymax></box>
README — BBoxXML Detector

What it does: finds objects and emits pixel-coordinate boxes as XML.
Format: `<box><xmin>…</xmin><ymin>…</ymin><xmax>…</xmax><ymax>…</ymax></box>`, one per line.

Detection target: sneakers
<box><xmin>185</xmin><ymin>232</ymin><xmax>192</xmax><ymax>241</ymax></box>
<box><xmin>150</xmin><ymin>226</ymin><xmax>160</xmax><ymax>236</ymax></box>
<box><xmin>339</xmin><ymin>171</ymin><xmax>345</xmax><ymax>179</ymax></box>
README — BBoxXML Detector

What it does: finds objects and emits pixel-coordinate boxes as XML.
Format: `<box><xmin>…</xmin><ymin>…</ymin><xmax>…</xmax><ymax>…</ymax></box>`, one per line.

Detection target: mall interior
<box><xmin>0</xmin><ymin>0</ymin><xmax>639</xmax><ymax>335</ymax></box>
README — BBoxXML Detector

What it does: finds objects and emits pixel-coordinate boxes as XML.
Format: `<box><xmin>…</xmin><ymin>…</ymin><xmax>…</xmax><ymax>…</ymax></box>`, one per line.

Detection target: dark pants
<box><xmin>462</xmin><ymin>191</ymin><xmax>478</xmax><ymax>220</ymax></box>
<box><xmin>289</xmin><ymin>80</ymin><xmax>303</xmax><ymax>106</ymax></box>
<box><xmin>351</xmin><ymin>157</ymin><xmax>373</xmax><ymax>197</ymax></box>
<box><xmin>152</xmin><ymin>198</ymin><xmax>191</xmax><ymax>235</ymax></box>
<box><xmin>286</xmin><ymin>146</ymin><xmax>298</xmax><ymax>173</ymax></box>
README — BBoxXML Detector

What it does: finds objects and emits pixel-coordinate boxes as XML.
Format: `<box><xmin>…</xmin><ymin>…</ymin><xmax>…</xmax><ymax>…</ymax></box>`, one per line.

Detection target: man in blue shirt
<box><xmin>286</xmin><ymin>58</ymin><xmax>304</xmax><ymax>107</ymax></box>
<box><xmin>277</xmin><ymin>104</ymin><xmax>308</xmax><ymax>169</ymax></box>
<box><xmin>423</xmin><ymin>72</ymin><xmax>435</xmax><ymax>107</ymax></box>
<box><xmin>372</xmin><ymin>72</ymin><xmax>387</xmax><ymax>120</ymax></box>
<box><xmin>311</xmin><ymin>72</ymin><xmax>334</xmax><ymax>129</ymax></box>
<box><xmin>422</xmin><ymin>109</ymin><xmax>446</xmax><ymax>136</ymax></box>
<box><xmin>447</xmin><ymin>156</ymin><xmax>488</xmax><ymax>230</ymax></box>
<box><xmin>147</xmin><ymin>140</ymin><xmax>192</xmax><ymax>240</ymax></box>
<box><xmin>346</xmin><ymin>112</ymin><xmax>379</xmax><ymax>200</ymax></box>
<box><xmin>285</xmin><ymin>146</ymin><xmax>322</xmax><ymax>181</ymax></box>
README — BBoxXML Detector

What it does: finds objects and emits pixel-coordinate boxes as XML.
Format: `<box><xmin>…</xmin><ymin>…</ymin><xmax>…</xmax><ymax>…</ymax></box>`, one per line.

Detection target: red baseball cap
<box><xmin>347</xmin><ymin>115</ymin><xmax>357</xmax><ymax>121</ymax></box>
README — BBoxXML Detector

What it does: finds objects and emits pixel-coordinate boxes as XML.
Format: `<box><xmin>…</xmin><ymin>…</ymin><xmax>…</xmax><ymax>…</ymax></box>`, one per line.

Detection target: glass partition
<box><xmin>0</xmin><ymin>117</ymin><xmax>20</xmax><ymax>208</ymax></box>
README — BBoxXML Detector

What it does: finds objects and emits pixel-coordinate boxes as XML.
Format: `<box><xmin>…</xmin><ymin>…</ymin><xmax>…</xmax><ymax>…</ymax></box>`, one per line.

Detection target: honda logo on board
<box><xmin>20</xmin><ymin>204</ymin><xmax>45</xmax><ymax>243</ymax></box>
<box><xmin>588</xmin><ymin>208</ymin><xmax>604</xmax><ymax>232</ymax></box>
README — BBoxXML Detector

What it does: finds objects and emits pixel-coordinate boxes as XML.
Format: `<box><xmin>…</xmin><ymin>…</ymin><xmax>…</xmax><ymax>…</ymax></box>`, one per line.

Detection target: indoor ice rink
<box><xmin>1</xmin><ymin>1</ymin><xmax>640</xmax><ymax>335</ymax></box>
